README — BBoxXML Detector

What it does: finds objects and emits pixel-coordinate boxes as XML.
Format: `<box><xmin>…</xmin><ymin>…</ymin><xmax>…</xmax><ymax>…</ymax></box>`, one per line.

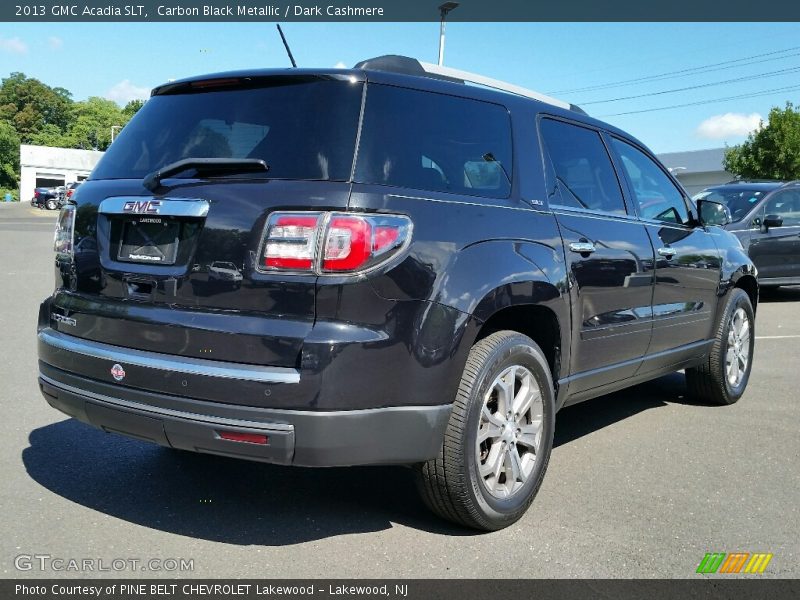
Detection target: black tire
<box><xmin>686</xmin><ymin>288</ymin><xmax>755</xmax><ymax>405</ymax></box>
<box><xmin>415</xmin><ymin>330</ymin><xmax>555</xmax><ymax>531</ymax></box>
<box><xmin>46</xmin><ymin>199</ymin><xmax>57</xmax><ymax>210</ymax></box>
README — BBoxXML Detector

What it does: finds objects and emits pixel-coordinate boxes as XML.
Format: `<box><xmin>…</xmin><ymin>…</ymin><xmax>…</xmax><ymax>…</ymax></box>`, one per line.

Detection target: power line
<box><xmin>582</xmin><ymin>66</ymin><xmax>800</xmax><ymax>105</ymax></box>
<box><xmin>550</xmin><ymin>46</ymin><xmax>800</xmax><ymax>95</ymax></box>
<box><xmin>598</xmin><ymin>84</ymin><xmax>800</xmax><ymax>117</ymax></box>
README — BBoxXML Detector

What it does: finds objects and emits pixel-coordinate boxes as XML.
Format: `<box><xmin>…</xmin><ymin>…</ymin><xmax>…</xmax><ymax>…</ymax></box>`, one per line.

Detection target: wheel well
<box><xmin>735</xmin><ymin>275</ymin><xmax>758</xmax><ymax>312</ymax></box>
<box><xmin>476</xmin><ymin>305</ymin><xmax>561</xmax><ymax>378</ymax></box>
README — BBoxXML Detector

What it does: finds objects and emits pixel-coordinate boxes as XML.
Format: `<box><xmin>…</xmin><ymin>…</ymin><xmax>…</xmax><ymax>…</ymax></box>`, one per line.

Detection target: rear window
<box><xmin>354</xmin><ymin>85</ymin><xmax>513</xmax><ymax>199</ymax></box>
<box><xmin>92</xmin><ymin>78</ymin><xmax>363</xmax><ymax>182</ymax></box>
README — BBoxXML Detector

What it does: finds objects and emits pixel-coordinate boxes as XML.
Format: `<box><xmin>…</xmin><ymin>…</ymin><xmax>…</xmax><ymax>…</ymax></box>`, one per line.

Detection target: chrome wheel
<box><xmin>726</xmin><ymin>307</ymin><xmax>750</xmax><ymax>387</ymax></box>
<box><xmin>477</xmin><ymin>365</ymin><xmax>543</xmax><ymax>499</ymax></box>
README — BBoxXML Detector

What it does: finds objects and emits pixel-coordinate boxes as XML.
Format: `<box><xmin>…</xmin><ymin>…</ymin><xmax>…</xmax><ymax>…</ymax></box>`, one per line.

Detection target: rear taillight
<box><xmin>262</xmin><ymin>212</ymin><xmax>412</xmax><ymax>274</ymax></box>
<box><xmin>53</xmin><ymin>204</ymin><xmax>76</xmax><ymax>257</ymax></box>
<box><xmin>34</xmin><ymin>190</ymin><xmax>39</xmax><ymax>198</ymax></box>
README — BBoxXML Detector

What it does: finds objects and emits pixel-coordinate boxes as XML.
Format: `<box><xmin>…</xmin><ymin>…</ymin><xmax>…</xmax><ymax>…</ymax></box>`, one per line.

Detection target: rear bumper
<box><xmin>37</xmin><ymin>362</ymin><xmax>451</xmax><ymax>467</ymax></box>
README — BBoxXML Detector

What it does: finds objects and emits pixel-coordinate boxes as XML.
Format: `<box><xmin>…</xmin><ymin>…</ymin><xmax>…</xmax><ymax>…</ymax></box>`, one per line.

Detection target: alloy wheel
<box><xmin>476</xmin><ymin>365</ymin><xmax>543</xmax><ymax>498</ymax></box>
<box><xmin>726</xmin><ymin>307</ymin><xmax>750</xmax><ymax>387</ymax></box>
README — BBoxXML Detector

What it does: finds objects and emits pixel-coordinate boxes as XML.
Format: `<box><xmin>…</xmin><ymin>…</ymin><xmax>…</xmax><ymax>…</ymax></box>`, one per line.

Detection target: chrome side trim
<box><xmin>99</xmin><ymin>197</ymin><xmax>210</xmax><ymax>218</ymax></box>
<box><xmin>38</xmin><ymin>329</ymin><xmax>300</xmax><ymax>384</ymax></box>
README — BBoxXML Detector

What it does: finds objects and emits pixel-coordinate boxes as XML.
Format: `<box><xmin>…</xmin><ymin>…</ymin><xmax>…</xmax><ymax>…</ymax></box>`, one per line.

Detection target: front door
<box><xmin>608</xmin><ymin>136</ymin><xmax>721</xmax><ymax>359</ymax></box>
<box><xmin>748</xmin><ymin>188</ymin><xmax>800</xmax><ymax>281</ymax></box>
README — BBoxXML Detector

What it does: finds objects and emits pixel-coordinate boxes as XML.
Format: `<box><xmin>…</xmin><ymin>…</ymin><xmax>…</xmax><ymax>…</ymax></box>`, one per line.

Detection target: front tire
<box><xmin>416</xmin><ymin>331</ymin><xmax>555</xmax><ymax>531</ymax></box>
<box><xmin>686</xmin><ymin>288</ymin><xmax>755</xmax><ymax>405</ymax></box>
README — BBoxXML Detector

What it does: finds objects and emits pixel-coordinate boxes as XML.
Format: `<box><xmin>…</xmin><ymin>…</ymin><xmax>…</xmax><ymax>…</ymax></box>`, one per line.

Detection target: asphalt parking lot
<box><xmin>1</xmin><ymin>201</ymin><xmax>798</xmax><ymax>579</ymax></box>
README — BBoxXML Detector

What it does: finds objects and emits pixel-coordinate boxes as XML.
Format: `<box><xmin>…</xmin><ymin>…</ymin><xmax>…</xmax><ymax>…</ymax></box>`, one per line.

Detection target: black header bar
<box><xmin>3</xmin><ymin>0</ymin><xmax>800</xmax><ymax>22</ymax></box>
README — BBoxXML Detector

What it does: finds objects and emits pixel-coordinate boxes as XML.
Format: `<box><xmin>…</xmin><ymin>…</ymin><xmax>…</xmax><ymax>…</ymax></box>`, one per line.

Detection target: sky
<box><xmin>1</xmin><ymin>21</ymin><xmax>799</xmax><ymax>154</ymax></box>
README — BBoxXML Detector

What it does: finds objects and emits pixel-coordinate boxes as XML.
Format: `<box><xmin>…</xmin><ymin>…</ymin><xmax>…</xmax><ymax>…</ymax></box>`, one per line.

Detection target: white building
<box><xmin>19</xmin><ymin>144</ymin><xmax>104</xmax><ymax>202</ymax></box>
<box><xmin>656</xmin><ymin>147</ymin><xmax>732</xmax><ymax>196</ymax></box>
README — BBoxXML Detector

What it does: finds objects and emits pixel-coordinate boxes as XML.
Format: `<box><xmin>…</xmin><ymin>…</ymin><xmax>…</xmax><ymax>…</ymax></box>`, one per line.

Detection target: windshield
<box><xmin>693</xmin><ymin>188</ymin><xmax>769</xmax><ymax>222</ymax></box>
<box><xmin>212</xmin><ymin>262</ymin><xmax>237</xmax><ymax>270</ymax></box>
<box><xmin>92</xmin><ymin>78</ymin><xmax>363</xmax><ymax>182</ymax></box>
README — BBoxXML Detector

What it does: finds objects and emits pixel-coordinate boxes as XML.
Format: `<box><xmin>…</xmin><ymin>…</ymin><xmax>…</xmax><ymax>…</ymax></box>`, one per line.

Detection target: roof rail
<box><xmin>353</xmin><ymin>55</ymin><xmax>584</xmax><ymax>114</ymax></box>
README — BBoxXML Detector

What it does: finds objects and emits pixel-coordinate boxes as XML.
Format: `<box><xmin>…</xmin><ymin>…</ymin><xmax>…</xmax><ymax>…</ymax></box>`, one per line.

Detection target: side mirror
<box><xmin>763</xmin><ymin>214</ymin><xmax>783</xmax><ymax>230</ymax></box>
<box><xmin>696</xmin><ymin>199</ymin><xmax>731</xmax><ymax>227</ymax></box>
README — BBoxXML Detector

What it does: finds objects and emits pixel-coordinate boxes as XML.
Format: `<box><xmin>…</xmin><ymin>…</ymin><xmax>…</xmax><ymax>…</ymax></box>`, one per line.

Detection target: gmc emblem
<box><xmin>123</xmin><ymin>200</ymin><xmax>161</xmax><ymax>214</ymax></box>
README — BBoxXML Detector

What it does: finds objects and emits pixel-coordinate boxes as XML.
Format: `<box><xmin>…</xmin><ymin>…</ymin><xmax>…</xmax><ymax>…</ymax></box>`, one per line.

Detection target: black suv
<box><xmin>694</xmin><ymin>180</ymin><xmax>800</xmax><ymax>288</ymax></box>
<box><xmin>38</xmin><ymin>56</ymin><xmax>758</xmax><ymax>531</ymax></box>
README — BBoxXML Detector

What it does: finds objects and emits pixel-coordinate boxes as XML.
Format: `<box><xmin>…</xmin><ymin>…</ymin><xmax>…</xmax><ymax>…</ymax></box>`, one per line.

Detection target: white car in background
<box><xmin>207</xmin><ymin>261</ymin><xmax>243</xmax><ymax>288</ymax></box>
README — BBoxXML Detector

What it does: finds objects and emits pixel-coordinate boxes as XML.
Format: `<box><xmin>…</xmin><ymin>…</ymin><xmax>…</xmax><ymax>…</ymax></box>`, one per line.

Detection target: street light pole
<box><xmin>437</xmin><ymin>2</ymin><xmax>460</xmax><ymax>66</ymax></box>
<box><xmin>110</xmin><ymin>125</ymin><xmax>122</xmax><ymax>144</ymax></box>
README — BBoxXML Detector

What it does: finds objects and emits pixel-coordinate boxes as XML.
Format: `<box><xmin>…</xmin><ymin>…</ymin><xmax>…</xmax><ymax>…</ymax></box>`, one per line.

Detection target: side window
<box><xmin>764</xmin><ymin>190</ymin><xmax>800</xmax><ymax>226</ymax></box>
<box><xmin>539</xmin><ymin>119</ymin><xmax>627</xmax><ymax>215</ymax></box>
<box><xmin>355</xmin><ymin>85</ymin><xmax>513</xmax><ymax>199</ymax></box>
<box><xmin>610</xmin><ymin>138</ymin><xmax>690</xmax><ymax>225</ymax></box>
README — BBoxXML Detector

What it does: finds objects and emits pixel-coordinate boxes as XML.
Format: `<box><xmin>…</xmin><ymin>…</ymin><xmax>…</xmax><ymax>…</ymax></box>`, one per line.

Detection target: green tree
<box><xmin>64</xmin><ymin>96</ymin><xmax>127</xmax><ymax>151</ymax></box>
<box><xmin>28</xmin><ymin>123</ymin><xmax>70</xmax><ymax>148</ymax></box>
<box><xmin>0</xmin><ymin>120</ymin><xmax>21</xmax><ymax>190</ymax></box>
<box><xmin>0</xmin><ymin>72</ymin><xmax>73</xmax><ymax>143</ymax></box>
<box><xmin>723</xmin><ymin>102</ymin><xmax>800</xmax><ymax>180</ymax></box>
<box><xmin>122</xmin><ymin>99</ymin><xmax>145</xmax><ymax>119</ymax></box>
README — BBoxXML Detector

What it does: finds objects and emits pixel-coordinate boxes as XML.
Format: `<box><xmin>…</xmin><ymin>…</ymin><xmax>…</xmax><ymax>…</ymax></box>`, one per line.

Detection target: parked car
<box><xmin>37</xmin><ymin>56</ymin><xmax>758</xmax><ymax>531</ymax></box>
<box><xmin>693</xmin><ymin>180</ymin><xmax>800</xmax><ymax>288</ymax></box>
<box><xmin>65</xmin><ymin>181</ymin><xmax>82</xmax><ymax>201</ymax></box>
<box><xmin>207</xmin><ymin>261</ymin><xmax>244</xmax><ymax>288</ymax></box>
<box><xmin>30</xmin><ymin>187</ymin><xmax>61</xmax><ymax>210</ymax></box>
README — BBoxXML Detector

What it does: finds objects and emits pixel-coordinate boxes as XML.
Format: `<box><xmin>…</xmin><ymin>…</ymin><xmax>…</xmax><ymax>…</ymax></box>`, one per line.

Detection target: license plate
<box><xmin>118</xmin><ymin>218</ymin><xmax>180</xmax><ymax>265</ymax></box>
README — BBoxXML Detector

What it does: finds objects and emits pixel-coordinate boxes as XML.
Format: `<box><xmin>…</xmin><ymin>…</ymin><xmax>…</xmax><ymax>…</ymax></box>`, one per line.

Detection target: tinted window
<box><xmin>764</xmin><ymin>189</ymin><xmax>800</xmax><ymax>226</ymax></box>
<box><xmin>92</xmin><ymin>79</ymin><xmax>363</xmax><ymax>181</ymax></box>
<box><xmin>355</xmin><ymin>85</ymin><xmax>512</xmax><ymax>198</ymax></box>
<box><xmin>540</xmin><ymin>119</ymin><xmax>626</xmax><ymax>215</ymax></box>
<box><xmin>611</xmin><ymin>138</ymin><xmax>689</xmax><ymax>224</ymax></box>
<box><xmin>693</xmin><ymin>187</ymin><xmax>767</xmax><ymax>222</ymax></box>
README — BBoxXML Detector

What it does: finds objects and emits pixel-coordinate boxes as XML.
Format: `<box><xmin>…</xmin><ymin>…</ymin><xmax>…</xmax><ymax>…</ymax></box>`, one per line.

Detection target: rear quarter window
<box><xmin>354</xmin><ymin>85</ymin><xmax>513</xmax><ymax>199</ymax></box>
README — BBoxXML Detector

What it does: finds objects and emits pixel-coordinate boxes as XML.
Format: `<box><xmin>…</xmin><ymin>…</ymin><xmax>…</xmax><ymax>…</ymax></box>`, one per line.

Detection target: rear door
<box><xmin>608</xmin><ymin>136</ymin><xmax>721</xmax><ymax>359</ymax></box>
<box><xmin>539</xmin><ymin>117</ymin><xmax>655</xmax><ymax>395</ymax></box>
<box><xmin>748</xmin><ymin>188</ymin><xmax>800</xmax><ymax>280</ymax></box>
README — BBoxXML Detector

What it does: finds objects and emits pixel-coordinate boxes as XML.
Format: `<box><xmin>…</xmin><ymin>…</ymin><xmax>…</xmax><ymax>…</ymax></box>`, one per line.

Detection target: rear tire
<box><xmin>415</xmin><ymin>331</ymin><xmax>555</xmax><ymax>531</ymax></box>
<box><xmin>46</xmin><ymin>199</ymin><xmax>57</xmax><ymax>210</ymax></box>
<box><xmin>686</xmin><ymin>288</ymin><xmax>754</xmax><ymax>405</ymax></box>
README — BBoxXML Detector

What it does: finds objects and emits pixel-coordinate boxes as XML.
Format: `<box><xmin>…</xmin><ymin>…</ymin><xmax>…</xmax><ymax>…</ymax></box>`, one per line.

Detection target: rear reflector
<box><xmin>217</xmin><ymin>431</ymin><xmax>269</xmax><ymax>445</ymax></box>
<box><xmin>262</xmin><ymin>211</ymin><xmax>412</xmax><ymax>274</ymax></box>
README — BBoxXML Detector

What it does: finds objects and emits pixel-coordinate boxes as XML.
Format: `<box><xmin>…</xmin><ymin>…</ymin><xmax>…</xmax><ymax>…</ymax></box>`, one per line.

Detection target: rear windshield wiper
<box><xmin>143</xmin><ymin>158</ymin><xmax>269</xmax><ymax>191</ymax></box>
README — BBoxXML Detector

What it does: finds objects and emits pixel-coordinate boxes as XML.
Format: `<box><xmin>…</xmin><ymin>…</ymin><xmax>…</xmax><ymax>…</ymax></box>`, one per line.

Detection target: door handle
<box><xmin>568</xmin><ymin>241</ymin><xmax>596</xmax><ymax>254</ymax></box>
<box><xmin>657</xmin><ymin>247</ymin><xmax>676</xmax><ymax>258</ymax></box>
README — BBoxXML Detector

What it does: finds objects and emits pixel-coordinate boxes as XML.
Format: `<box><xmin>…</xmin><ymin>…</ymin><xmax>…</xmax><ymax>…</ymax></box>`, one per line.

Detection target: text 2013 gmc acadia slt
<box><xmin>37</xmin><ymin>56</ymin><xmax>758</xmax><ymax>530</ymax></box>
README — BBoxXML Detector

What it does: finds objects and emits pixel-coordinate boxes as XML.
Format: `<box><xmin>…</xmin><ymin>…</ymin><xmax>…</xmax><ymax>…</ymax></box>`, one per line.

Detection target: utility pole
<box><xmin>437</xmin><ymin>2</ymin><xmax>460</xmax><ymax>66</ymax></box>
<box><xmin>110</xmin><ymin>125</ymin><xmax>122</xmax><ymax>144</ymax></box>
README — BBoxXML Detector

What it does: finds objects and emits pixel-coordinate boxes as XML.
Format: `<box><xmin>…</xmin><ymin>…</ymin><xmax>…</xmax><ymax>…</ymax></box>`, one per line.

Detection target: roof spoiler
<box><xmin>353</xmin><ymin>55</ymin><xmax>585</xmax><ymax>114</ymax></box>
